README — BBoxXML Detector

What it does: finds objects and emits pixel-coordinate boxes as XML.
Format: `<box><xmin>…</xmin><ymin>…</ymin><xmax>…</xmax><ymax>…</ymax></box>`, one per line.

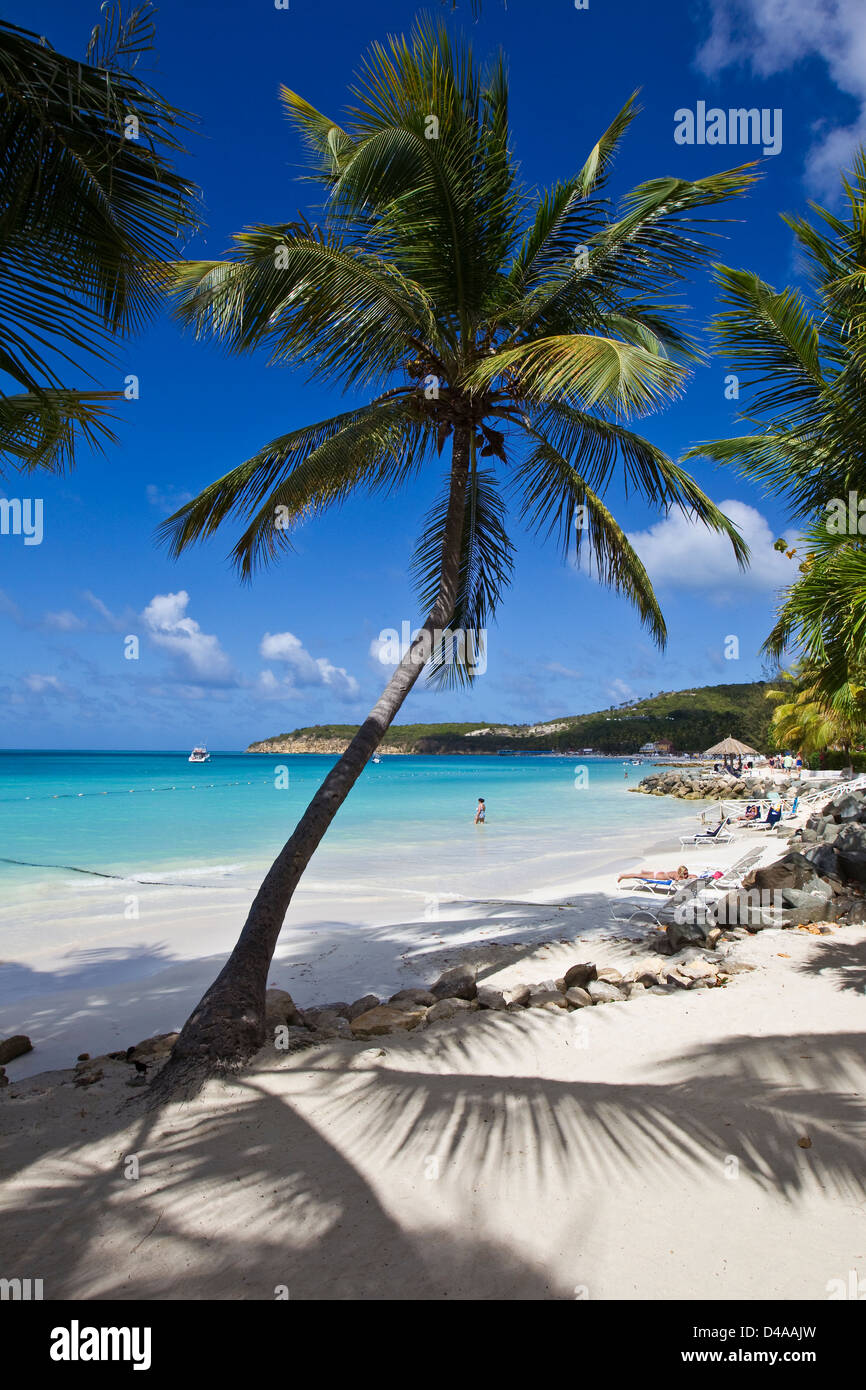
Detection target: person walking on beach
<box><xmin>474</xmin><ymin>797</ymin><xmax>486</xmax><ymax>824</ymax></box>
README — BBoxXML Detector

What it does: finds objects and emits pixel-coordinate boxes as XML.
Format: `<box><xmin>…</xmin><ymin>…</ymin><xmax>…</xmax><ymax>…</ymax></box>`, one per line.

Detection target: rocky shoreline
<box><xmin>631</xmin><ymin>767</ymin><xmax>840</xmax><ymax>802</ymax></box>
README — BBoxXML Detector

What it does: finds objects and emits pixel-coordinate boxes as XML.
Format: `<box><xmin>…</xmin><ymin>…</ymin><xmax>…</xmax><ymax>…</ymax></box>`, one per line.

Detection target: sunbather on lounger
<box><xmin>617</xmin><ymin>864</ymin><xmax>692</xmax><ymax>884</ymax></box>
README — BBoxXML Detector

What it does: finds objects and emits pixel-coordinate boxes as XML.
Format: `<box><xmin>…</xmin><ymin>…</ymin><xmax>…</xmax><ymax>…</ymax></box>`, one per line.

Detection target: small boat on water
<box><xmin>371</xmin><ymin>754</ymin><xmax>381</xmax><ymax>764</ymax></box>
<box><xmin>189</xmin><ymin>745</ymin><xmax>210</xmax><ymax>763</ymax></box>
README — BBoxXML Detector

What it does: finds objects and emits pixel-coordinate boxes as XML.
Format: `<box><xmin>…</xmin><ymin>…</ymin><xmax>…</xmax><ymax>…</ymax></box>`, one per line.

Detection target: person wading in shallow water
<box><xmin>475</xmin><ymin>797</ymin><xmax>486</xmax><ymax>825</ymax></box>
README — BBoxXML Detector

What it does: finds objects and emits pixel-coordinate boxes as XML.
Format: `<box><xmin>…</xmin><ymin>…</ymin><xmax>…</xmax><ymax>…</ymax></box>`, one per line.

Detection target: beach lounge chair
<box><xmin>706</xmin><ymin>846</ymin><xmax>766</xmax><ymax>889</ymax></box>
<box><xmin>679</xmin><ymin>817</ymin><xmax>733</xmax><ymax>847</ymax></box>
<box><xmin>747</xmin><ymin>797</ymin><xmax>799</xmax><ymax>830</ymax></box>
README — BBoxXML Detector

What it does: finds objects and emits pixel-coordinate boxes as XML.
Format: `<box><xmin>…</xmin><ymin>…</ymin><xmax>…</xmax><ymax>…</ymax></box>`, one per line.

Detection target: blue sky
<box><xmin>3</xmin><ymin>0</ymin><xmax>864</xmax><ymax>750</ymax></box>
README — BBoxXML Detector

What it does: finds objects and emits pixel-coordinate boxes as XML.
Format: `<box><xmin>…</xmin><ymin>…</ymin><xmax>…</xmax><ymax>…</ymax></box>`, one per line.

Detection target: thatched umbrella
<box><xmin>705</xmin><ymin>736</ymin><xmax>762</xmax><ymax>771</ymax></box>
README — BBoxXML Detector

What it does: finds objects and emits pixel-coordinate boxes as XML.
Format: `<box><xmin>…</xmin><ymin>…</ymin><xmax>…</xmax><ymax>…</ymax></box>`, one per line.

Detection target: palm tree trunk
<box><xmin>149</xmin><ymin>429</ymin><xmax>471</xmax><ymax>1101</ymax></box>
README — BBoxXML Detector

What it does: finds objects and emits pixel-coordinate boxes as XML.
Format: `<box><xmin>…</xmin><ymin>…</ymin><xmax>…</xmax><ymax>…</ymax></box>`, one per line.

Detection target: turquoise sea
<box><xmin>0</xmin><ymin>750</ymin><xmax>696</xmax><ymax>906</ymax></box>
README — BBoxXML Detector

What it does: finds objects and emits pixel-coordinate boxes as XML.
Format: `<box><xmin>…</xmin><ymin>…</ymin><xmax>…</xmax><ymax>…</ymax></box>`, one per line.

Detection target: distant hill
<box><xmin>246</xmin><ymin>681</ymin><xmax>773</xmax><ymax>755</ymax></box>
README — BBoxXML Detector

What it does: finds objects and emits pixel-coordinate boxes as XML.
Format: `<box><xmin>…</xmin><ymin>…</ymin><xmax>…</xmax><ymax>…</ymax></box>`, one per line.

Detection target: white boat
<box><xmin>371</xmin><ymin>754</ymin><xmax>381</xmax><ymax>764</ymax></box>
<box><xmin>188</xmin><ymin>745</ymin><xmax>210</xmax><ymax>763</ymax></box>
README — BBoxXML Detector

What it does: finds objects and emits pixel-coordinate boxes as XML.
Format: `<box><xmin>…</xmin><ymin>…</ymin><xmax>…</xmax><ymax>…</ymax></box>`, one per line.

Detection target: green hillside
<box><xmin>248</xmin><ymin>681</ymin><xmax>773</xmax><ymax>755</ymax></box>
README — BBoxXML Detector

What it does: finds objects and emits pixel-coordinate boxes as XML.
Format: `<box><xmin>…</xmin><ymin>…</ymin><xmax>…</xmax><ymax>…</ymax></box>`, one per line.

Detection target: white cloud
<box><xmin>43</xmin><ymin>610</ymin><xmax>85</xmax><ymax>632</ymax></box>
<box><xmin>142</xmin><ymin>591</ymin><xmax>234</xmax><ymax>683</ymax></box>
<box><xmin>696</xmin><ymin>0</ymin><xmax>866</xmax><ymax>194</ymax></box>
<box><xmin>24</xmin><ymin>673</ymin><xmax>64</xmax><ymax>694</ymax></box>
<box><xmin>627</xmin><ymin>500</ymin><xmax>798</xmax><ymax>599</ymax></box>
<box><xmin>259</xmin><ymin>630</ymin><xmax>360</xmax><ymax>700</ymax></box>
<box><xmin>146</xmin><ymin>483</ymin><xmax>192</xmax><ymax>515</ymax></box>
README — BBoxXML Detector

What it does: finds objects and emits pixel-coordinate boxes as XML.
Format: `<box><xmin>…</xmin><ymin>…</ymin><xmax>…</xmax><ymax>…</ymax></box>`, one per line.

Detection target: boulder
<box><xmin>832</xmin><ymin>823</ymin><xmax>866</xmax><ymax>884</ymax></box>
<box><xmin>586</xmin><ymin>979</ymin><xmax>626</xmax><ymax>1004</ymax></box>
<box><xmin>430</xmin><ymin>965</ymin><xmax>477</xmax><ymax>1001</ymax></box>
<box><xmin>563</xmin><ymin>962</ymin><xmax>597</xmax><ymax>990</ymax></box>
<box><xmin>665</xmin><ymin>916</ymin><xmax>712</xmax><ymax>951</ymax></box>
<box><xmin>625</xmin><ymin>982</ymin><xmax>646</xmax><ymax>998</ymax></box>
<box><xmin>596</xmin><ymin>967</ymin><xmax>623</xmax><ymax>985</ymax></box>
<box><xmin>350</xmin><ymin>1005</ymin><xmax>427</xmax><ymax>1038</ymax></box>
<box><xmin>679</xmin><ymin>959</ymin><xmax>716</xmax><ymax>980</ymax></box>
<box><xmin>265</xmin><ymin>989</ymin><xmax>303</xmax><ymax>1029</ymax></box>
<box><xmin>564</xmin><ymin>986</ymin><xmax>593</xmax><ymax>1008</ymax></box>
<box><xmin>388</xmin><ymin>988</ymin><xmax>437</xmax><ymax>1007</ymax></box>
<box><xmin>128</xmin><ymin>1032</ymin><xmax>178</xmax><ymax>1062</ymax></box>
<box><xmin>528</xmin><ymin>984</ymin><xmax>568</xmax><ymax>1008</ymax></box>
<box><xmin>476</xmin><ymin>982</ymin><xmax>531</xmax><ymax>1010</ymax></box>
<box><xmin>802</xmin><ymin>844</ymin><xmax>840</xmax><ymax>879</ymax></box>
<box><xmin>0</xmin><ymin>1035</ymin><xmax>32</xmax><ymax>1065</ymax></box>
<box><xmin>347</xmin><ymin>994</ymin><xmax>381</xmax><ymax>1021</ymax></box>
<box><xmin>318</xmin><ymin>1001</ymin><xmax>351</xmax><ymax>1019</ymax></box>
<box><xmin>304</xmin><ymin>1008</ymin><xmax>352</xmax><ymax>1036</ymax></box>
<box><xmin>426</xmin><ymin>997</ymin><xmax>474</xmax><ymax>1023</ymax></box>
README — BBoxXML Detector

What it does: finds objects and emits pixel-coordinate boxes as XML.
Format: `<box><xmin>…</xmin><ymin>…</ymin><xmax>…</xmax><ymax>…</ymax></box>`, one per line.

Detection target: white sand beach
<box><xmin>1</xmin><ymin>802</ymin><xmax>865</xmax><ymax>1301</ymax></box>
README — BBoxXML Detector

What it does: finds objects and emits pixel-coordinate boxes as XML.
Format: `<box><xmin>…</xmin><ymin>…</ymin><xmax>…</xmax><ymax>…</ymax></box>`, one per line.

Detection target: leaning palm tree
<box><xmin>152</xmin><ymin>20</ymin><xmax>752</xmax><ymax>1097</ymax></box>
<box><xmin>0</xmin><ymin>2</ymin><xmax>196</xmax><ymax>473</ymax></box>
<box><xmin>686</xmin><ymin>150</ymin><xmax>866</xmax><ymax>713</ymax></box>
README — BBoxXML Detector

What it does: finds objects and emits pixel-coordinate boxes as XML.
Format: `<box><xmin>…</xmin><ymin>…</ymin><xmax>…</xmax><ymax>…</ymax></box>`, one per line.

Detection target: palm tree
<box><xmin>766</xmin><ymin>665</ymin><xmax>865</xmax><ymax>764</ymax></box>
<box><xmin>151</xmin><ymin>20</ymin><xmax>752</xmax><ymax>1098</ymax></box>
<box><xmin>0</xmin><ymin>2</ymin><xmax>196</xmax><ymax>474</ymax></box>
<box><xmin>686</xmin><ymin>150</ymin><xmax>866</xmax><ymax>716</ymax></box>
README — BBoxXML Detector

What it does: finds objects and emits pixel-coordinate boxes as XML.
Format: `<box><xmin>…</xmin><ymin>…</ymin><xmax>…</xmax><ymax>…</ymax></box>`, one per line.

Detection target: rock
<box><xmin>77</xmin><ymin>1053</ymin><xmax>90</xmax><ymax>1062</ymax></box>
<box><xmin>834</xmin><ymin>794</ymin><xmax>862</xmax><ymax>821</ymax></box>
<box><xmin>0</xmin><ymin>1035</ymin><xmax>32</xmax><ymax>1065</ymax></box>
<box><xmin>596</xmin><ymin>967</ymin><xmax>623</xmax><ymax>984</ymax></box>
<box><xmin>625</xmin><ymin>982</ymin><xmax>646</xmax><ymax>998</ymax></box>
<box><xmin>388</xmin><ymin>988</ymin><xmax>437</xmax><ymax>1007</ymax></box>
<box><xmin>832</xmin><ymin>823</ymin><xmax>866</xmax><ymax>884</ymax></box>
<box><xmin>430</xmin><ymin>965</ymin><xmax>477</xmax><ymax>1001</ymax></box>
<box><xmin>350</xmin><ymin>1005</ymin><xmax>428</xmax><ymax>1037</ymax></box>
<box><xmin>842</xmin><ymin>900</ymin><xmax>866</xmax><ymax>925</ymax></box>
<box><xmin>318</xmin><ymin>1001</ymin><xmax>351</xmax><ymax>1019</ymax></box>
<box><xmin>425</xmin><ymin>997</ymin><xmax>474</xmax><ymax>1023</ymax></box>
<box><xmin>346</xmin><ymin>994</ymin><xmax>381</xmax><ymax>1021</ymax></box>
<box><xmin>528</xmin><ymin>985</ymin><xmax>568</xmax><ymax>1008</ymax></box>
<box><xmin>74</xmin><ymin>1069</ymin><xmax>103</xmax><ymax>1087</ymax></box>
<box><xmin>563</xmin><ymin>962</ymin><xmax>597</xmax><ymax>990</ymax></box>
<box><xmin>128</xmin><ymin>1032</ymin><xmax>179</xmax><ymax>1062</ymax></box>
<box><xmin>476</xmin><ymin>982</ymin><xmax>530</xmax><ymax>1010</ymax></box>
<box><xmin>564</xmin><ymin>986</ymin><xmax>593</xmax><ymax>1008</ymax></box>
<box><xmin>304</xmin><ymin>1008</ymin><xmax>352</xmax><ymax>1036</ymax></box>
<box><xmin>586</xmin><ymin>979</ymin><xmax>626</xmax><ymax>1003</ymax></box>
<box><xmin>679</xmin><ymin>959</ymin><xmax>716</xmax><ymax>980</ymax></box>
<box><xmin>717</xmin><ymin>961</ymin><xmax>756</xmax><ymax>976</ymax></box>
<box><xmin>665</xmin><ymin>917</ymin><xmax>712</xmax><ymax>951</ymax></box>
<box><xmin>126</xmin><ymin>1075</ymin><xmax>147</xmax><ymax>1088</ymax></box>
<box><xmin>264</xmin><ymin>989</ymin><xmax>303</xmax><ymax>1029</ymax></box>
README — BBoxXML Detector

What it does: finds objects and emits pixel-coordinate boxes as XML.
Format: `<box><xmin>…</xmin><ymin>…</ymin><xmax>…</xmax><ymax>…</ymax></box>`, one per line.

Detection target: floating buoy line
<box><xmin>2</xmin><ymin>779</ymin><xmax>277</xmax><ymax>805</ymax></box>
<box><xmin>0</xmin><ymin>854</ymin><xmax>237</xmax><ymax>888</ymax></box>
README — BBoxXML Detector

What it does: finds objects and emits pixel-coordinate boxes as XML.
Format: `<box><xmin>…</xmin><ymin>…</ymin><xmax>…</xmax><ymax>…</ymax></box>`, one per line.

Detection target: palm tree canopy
<box><xmin>0</xmin><ymin>2</ymin><xmax>197</xmax><ymax>474</ymax></box>
<box><xmin>689</xmin><ymin>152</ymin><xmax>866</xmax><ymax>715</ymax></box>
<box><xmin>162</xmin><ymin>18</ymin><xmax>753</xmax><ymax>684</ymax></box>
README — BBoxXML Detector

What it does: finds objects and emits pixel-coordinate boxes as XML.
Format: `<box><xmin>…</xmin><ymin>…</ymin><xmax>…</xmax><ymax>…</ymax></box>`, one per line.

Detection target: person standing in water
<box><xmin>474</xmin><ymin>797</ymin><xmax>486</xmax><ymax>824</ymax></box>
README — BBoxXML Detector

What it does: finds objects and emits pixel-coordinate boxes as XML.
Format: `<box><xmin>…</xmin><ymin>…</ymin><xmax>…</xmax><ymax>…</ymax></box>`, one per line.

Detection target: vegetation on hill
<box><xmin>247</xmin><ymin>681</ymin><xmax>774</xmax><ymax>755</ymax></box>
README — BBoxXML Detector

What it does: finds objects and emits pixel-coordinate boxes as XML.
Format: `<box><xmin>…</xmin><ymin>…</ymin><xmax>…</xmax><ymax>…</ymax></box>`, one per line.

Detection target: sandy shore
<box><xmin>2</xmin><ymin>802</ymin><xmax>864</xmax><ymax>1300</ymax></box>
<box><xmin>1</xmin><ymin>913</ymin><xmax>864</xmax><ymax>1299</ymax></box>
<box><xmin>0</xmin><ymin>807</ymin><xmax>702</xmax><ymax>1077</ymax></box>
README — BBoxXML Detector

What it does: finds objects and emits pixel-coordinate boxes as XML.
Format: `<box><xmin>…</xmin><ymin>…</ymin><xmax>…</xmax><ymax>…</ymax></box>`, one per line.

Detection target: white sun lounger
<box><xmin>680</xmin><ymin>817</ymin><xmax>733</xmax><ymax>847</ymax></box>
